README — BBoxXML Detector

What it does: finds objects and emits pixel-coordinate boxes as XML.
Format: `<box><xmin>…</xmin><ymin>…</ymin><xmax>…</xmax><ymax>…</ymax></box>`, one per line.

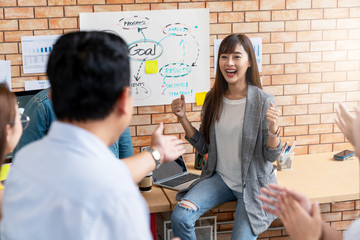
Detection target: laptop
<box><xmin>152</xmin><ymin>153</ymin><xmax>200</xmax><ymax>191</ymax></box>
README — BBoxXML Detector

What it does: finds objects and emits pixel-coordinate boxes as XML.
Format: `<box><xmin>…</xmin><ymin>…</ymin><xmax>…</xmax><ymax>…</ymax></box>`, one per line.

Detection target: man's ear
<box><xmin>115</xmin><ymin>87</ymin><xmax>131</xmax><ymax>115</ymax></box>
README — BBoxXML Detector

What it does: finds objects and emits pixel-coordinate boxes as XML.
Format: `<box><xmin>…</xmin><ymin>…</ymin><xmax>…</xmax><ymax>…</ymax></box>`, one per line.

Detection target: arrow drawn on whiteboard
<box><xmin>179</xmin><ymin>39</ymin><xmax>185</xmax><ymax>63</ymax></box>
<box><xmin>138</xmin><ymin>28</ymin><xmax>146</xmax><ymax>43</ymax></box>
<box><xmin>134</xmin><ymin>59</ymin><xmax>145</xmax><ymax>82</ymax></box>
<box><xmin>190</xmin><ymin>34</ymin><xmax>200</xmax><ymax>67</ymax></box>
<box><xmin>156</xmin><ymin>33</ymin><xmax>176</xmax><ymax>46</ymax></box>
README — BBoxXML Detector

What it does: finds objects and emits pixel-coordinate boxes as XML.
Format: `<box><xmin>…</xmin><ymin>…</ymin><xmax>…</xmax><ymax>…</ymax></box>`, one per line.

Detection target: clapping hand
<box><xmin>266</xmin><ymin>102</ymin><xmax>281</xmax><ymax>135</ymax></box>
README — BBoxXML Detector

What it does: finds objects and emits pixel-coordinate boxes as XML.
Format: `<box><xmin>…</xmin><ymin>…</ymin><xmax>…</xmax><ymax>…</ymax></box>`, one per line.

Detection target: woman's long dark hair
<box><xmin>202</xmin><ymin>34</ymin><xmax>262</xmax><ymax>143</ymax></box>
<box><xmin>0</xmin><ymin>83</ymin><xmax>16</xmax><ymax>162</ymax></box>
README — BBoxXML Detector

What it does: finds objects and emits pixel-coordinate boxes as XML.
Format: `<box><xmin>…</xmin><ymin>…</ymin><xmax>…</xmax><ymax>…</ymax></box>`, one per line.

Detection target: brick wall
<box><xmin>1</xmin><ymin>0</ymin><xmax>359</xmax><ymax>158</ymax></box>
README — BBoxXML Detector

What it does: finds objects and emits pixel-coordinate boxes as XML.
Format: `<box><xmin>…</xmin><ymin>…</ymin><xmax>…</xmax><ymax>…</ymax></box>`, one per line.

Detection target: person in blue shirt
<box><xmin>13</xmin><ymin>87</ymin><xmax>134</xmax><ymax>159</ymax></box>
<box><xmin>1</xmin><ymin>31</ymin><xmax>185</xmax><ymax>239</ymax></box>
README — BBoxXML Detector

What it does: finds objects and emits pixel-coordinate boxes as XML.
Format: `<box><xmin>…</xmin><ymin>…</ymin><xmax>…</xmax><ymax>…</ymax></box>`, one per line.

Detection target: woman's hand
<box><xmin>171</xmin><ymin>94</ymin><xmax>187</xmax><ymax>119</ymax></box>
<box><xmin>335</xmin><ymin>102</ymin><xmax>356</xmax><ymax>146</ymax></box>
<box><xmin>266</xmin><ymin>102</ymin><xmax>281</xmax><ymax>134</ymax></box>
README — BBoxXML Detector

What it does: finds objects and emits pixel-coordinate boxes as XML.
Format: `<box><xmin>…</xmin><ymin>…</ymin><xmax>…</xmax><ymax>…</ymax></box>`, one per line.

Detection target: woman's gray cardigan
<box><xmin>176</xmin><ymin>84</ymin><xmax>282</xmax><ymax>235</ymax></box>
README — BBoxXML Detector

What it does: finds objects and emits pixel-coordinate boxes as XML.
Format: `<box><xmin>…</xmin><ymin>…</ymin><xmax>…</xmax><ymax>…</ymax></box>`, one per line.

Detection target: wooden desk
<box><xmin>163</xmin><ymin>152</ymin><xmax>360</xmax><ymax>209</ymax></box>
<box><xmin>141</xmin><ymin>185</ymin><xmax>171</xmax><ymax>213</ymax></box>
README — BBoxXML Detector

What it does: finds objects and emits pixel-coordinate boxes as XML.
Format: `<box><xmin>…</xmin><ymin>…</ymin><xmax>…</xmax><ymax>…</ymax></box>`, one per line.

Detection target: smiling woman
<box><xmin>170</xmin><ymin>34</ymin><xmax>282</xmax><ymax>240</ymax></box>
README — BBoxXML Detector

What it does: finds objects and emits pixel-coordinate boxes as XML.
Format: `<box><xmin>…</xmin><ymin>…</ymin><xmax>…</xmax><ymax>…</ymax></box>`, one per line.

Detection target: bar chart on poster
<box><xmin>80</xmin><ymin>8</ymin><xmax>210</xmax><ymax>107</ymax></box>
<box><xmin>21</xmin><ymin>35</ymin><xmax>60</xmax><ymax>74</ymax></box>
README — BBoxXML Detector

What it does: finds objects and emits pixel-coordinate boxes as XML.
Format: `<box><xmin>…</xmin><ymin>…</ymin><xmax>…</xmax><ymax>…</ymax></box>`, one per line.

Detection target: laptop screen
<box><xmin>153</xmin><ymin>156</ymin><xmax>187</xmax><ymax>183</ymax></box>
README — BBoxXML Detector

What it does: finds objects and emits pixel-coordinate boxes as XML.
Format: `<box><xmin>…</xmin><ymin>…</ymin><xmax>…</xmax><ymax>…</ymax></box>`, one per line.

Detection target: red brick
<box><xmin>271</xmin><ymin>53</ymin><xmax>295</xmax><ymax>64</ymax></box>
<box><xmin>246</xmin><ymin>11</ymin><xmax>270</xmax><ymax>22</ymax></box>
<box><xmin>262</xmin><ymin>64</ymin><xmax>284</xmax><ymax>75</ymax></box>
<box><xmin>272</xmin><ymin>10</ymin><xmax>297</xmax><ymax>21</ymax></box>
<box><xmin>137</xmin><ymin>124</ymin><xmax>159</xmax><ymax>136</ymax></box>
<box><xmin>210</xmin><ymin>24</ymin><xmax>232</xmax><ymax>35</ymax></box>
<box><xmin>285</xmin><ymin>42</ymin><xmax>309</xmax><ymax>52</ymax></box>
<box><xmin>337</xmin><ymin>61</ymin><xmax>360</xmax><ymax>71</ymax></box>
<box><xmin>178</xmin><ymin>2</ymin><xmax>205</xmax><ymax>9</ymax></box>
<box><xmin>321</xmin><ymin>133</ymin><xmax>344</xmax><ymax>143</ymax></box>
<box><xmin>298</xmin><ymin>9</ymin><xmax>323</xmax><ymax>20</ymax></box>
<box><xmin>321</xmin><ymin>113</ymin><xmax>337</xmax><ymax>124</ymax></box>
<box><xmin>272</xmin><ymin>74</ymin><xmax>296</xmax><ymax>85</ymax></box>
<box><xmin>286</xmin><ymin>20</ymin><xmax>310</xmax><ymax>31</ymax></box>
<box><xmin>0</xmin><ymin>43</ymin><xmax>18</xmax><ymax>54</ymax></box>
<box><xmin>296</xmin><ymin>94</ymin><xmax>321</xmax><ymax>104</ymax></box>
<box><xmin>262</xmin><ymin>85</ymin><xmax>283</xmax><ymax>96</ymax></box>
<box><xmin>278</xmin><ymin>116</ymin><xmax>295</xmax><ymax>127</ymax></box>
<box><xmin>324</xmin><ymin>8</ymin><xmax>349</xmax><ymax>19</ymax></box>
<box><xmin>309</xmin><ymin>83</ymin><xmax>333</xmax><ymax>93</ymax></box>
<box><xmin>18</xmin><ymin>0</ymin><xmax>46</xmax><ymax>6</ymax></box>
<box><xmin>349</xmin><ymin>50</ymin><xmax>360</xmax><ymax>60</ymax></box>
<box><xmin>309</xmin><ymin>124</ymin><xmax>333</xmax><ymax>134</ymax></box>
<box><xmin>0</xmin><ymin>0</ymin><xmax>17</xmax><ymax>6</ymax></box>
<box><xmin>275</xmin><ymin>95</ymin><xmax>296</xmax><ymax>105</ymax></box>
<box><xmin>271</xmin><ymin>32</ymin><xmax>296</xmax><ymax>43</ymax></box>
<box><xmin>5</xmin><ymin>31</ymin><xmax>33</xmax><ymax>42</ymax></box>
<box><xmin>34</xmin><ymin>30</ymin><xmax>63</xmax><ymax>36</ymax></box>
<box><xmin>233</xmin><ymin>1</ymin><xmax>259</xmax><ymax>11</ymax></box>
<box><xmin>49</xmin><ymin>18</ymin><xmax>77</xmax><ymax>29</ymax></box>
<box><xmin>5</xmin><ymin>7</ymin><xmax>34</xmax><ymax>19</ymax></box>
<box><xmin>324</xmin><ymin>30</ymin><xmax>348</xmax><ymax>40</ymax></box>
<box><xmin>297</xmin><ymin>52</ymin><xmax>321</xmax><ymax>63</ymax></box>
<box><xmin>260</xmin><ymin>0</ymin><xmax>285</xmax><ymax>10</ymax></box>
<box><xmin>309</xmin><ymin>144</ymin><xmax>332</xmax><ymax>154</ymax></box>
<box><xmin>259</xmin><ymin>22</ymin><xmax>284</xmax><ymax>32</ymax></box>
<box><xmin>284</xmin><ymin>125</ymin><xmax>308</xmax><ymax>136</ymax></box>
<box><xmin>297</xmin><ymin>73</ymin><xmax>321</xmax><ymax>83</ymax></box>
<box><xmin>5</xmin><ymin>54</ymin><xmax>22</xmax><ymax>65</ymax></box>
<box><xmin>150</xmin><ymin>3</ymin><xmax>177</xmax><ymax>10</ymax></box>
<box><xmin>343</xmin><ymin>210</ymin><xmax>360</xmax><ymax>220</ymax></box>
<box><xmin>132</xmin><ymin>136</ymin><xmax>151</xmax><ymax>147</ymax></box>
<box><xmin>331</xmin><ymin>221</ymin><xmax>353</xmax><ymax>231</ymax></box>
<box><xmin>311</xmin><ymin>41</ymin><xmax>335</xmax><ymax>51</ymax></box>
<box><xmin>285</xmin><ymin>63</ymin><xmax>309</xmax><ymax>74</ymax></box>
<box><xmin>107</xmin><ymin>0</ymin><xmax>133</xmax><ymax>3</ymax></box>
<box><xmin>313</xmin><ymin>0</ymin><xmax>337</xmax><ymax>8</ymax></box>
<box><xmin>94</xmin><ymin>5</ymin><xmax>122</xmax><ymax>12</ymax></box>
<box><xmin>335</xmin><ymin>81</ymin><xmax>359</xmax><ymax>92</ymax></box>
<box><xmin>309</xmin><ymin>104</ymin><xmax>333</xmax><ymax>114</ymax></box>
<box><xmin>322</xmin><ymin>92</ymin><xmax>346</xmax><ymax>103</ymax></box>
<box><xmin>123</xmin><ymin>4</ymin><xmax>150</xmax><ymax>11</ymax></box>
<box><xmin>347</xmin><ymin>71</ymin><xmax>360</xmax><ymax>80</ymax></box>
<box><xmin>152</xmin><ymin>113</ymin><xmax>178</xmax><ymax>124</ymax></box>
<box><xmin>246</xmin><ymin>33</ymin><xmax>271</xmax><ymax>43</ymax></box>
<box><xmin>35</xmin><ymin>7</ymin><xmax>64</xmax><ymax>18</ymax></box>
<box><xmin>284</xmin><ymin>84</ymin><xmax>308</xmax><ymax>95</ymax></box>
<box><xmin>65</xmin><ymin>6</ymin><xmax>93</xmax><ymax>16</ymax></box>
<box><xmin>130</xmin><ymin>115</ymin><xmax>151</xmax><ymax>126</ymax></box>
<box><xmin>295</xmin><ymin>134</ymin><xmax>320</xmax><ymax>144</ymax></box>
<box><xmin>206</xmin><ymin>1</ymin><xmax>232</xmax><ymax>12</ymax></box>
<box><xmin>297</xmin><ymin>31</ymin><xmax>322</xmax><ymax>41</ymax></box>
<box><xmin>283</xmin><ymin>105</ymin><xmax>307</xmax><ymax>116</ymax></box>
<box><xmin>350</xmin><ymin>8</ymin><xmax>360</xmax><ymax>17</ymax></box>
<box><xmin>337</xmin><ymin>40</ymin><xmax>360</xmax><ymax>50</ymax></box>
<box><xmin>233</xmin><ymin>23</ymin><xmax>258</xmax><ymax>33</ymax></box>
<box><xmin>19</xmin><ymin>19</ymin><xmax>48</xmax><ymax>30</ymax></box>
<box><xmin>138</xmin><ymin>105</ymin><xmax>165</xmax><ymax>114</ymax></box>
<box><xmin>310</xmin><ymin>62</ymin><xmax>335</xmax><ymax>72</ymax></box>
<box><xmin>322</xmin><ymin>72</ymin><xmax>347</xmax><ymax>82</ymax></box>
<box><xmin>287</xmin><ymin>0</ymin><xmax>311</xmax><ymax>9</ymax></box>
<box><xmin>164</xmin><ymin>123</ymin><xmax>186</xmax><ymax>134</ymax></box>
<box><xmin>321</xmin><ymin>212</ymin><xmax>342</xmax><ymax>222</ymax></box>
<box><xmin>339</xmin><ymin>0</ymin><xmax>360</xmax><ymax>7</ymax></box>
<box><xmin>78</xmin><ymin>0</ymin><xmax>105</xmax><ymax>4</ymax></box>
<box><xmin>0</xmin><ymin>20</ymin><xmax>18</xmax><ymax>31</ymax></box>
<box><xmin>322</xmin><ymin>51</ymin><xmax>347</xmax><ymax>61</ymax></box>
<box><xmin>218</xmin><ymin>12</ymin><xmax>244</xmax><ymax>23</ymax></box>
<box><xmin>263</xmin><ymin>43</ymin><xmax>284</xmax><ymax>54</ymax></box>
<box><xmin>312</xmin><ymin>19</ymin><xmax>336</xmax><ymax>30</ymax></box>
<box><xmin>48</xmin><ymin>0</ymin><xmax>76</xmax><ymax>5</ymax></box>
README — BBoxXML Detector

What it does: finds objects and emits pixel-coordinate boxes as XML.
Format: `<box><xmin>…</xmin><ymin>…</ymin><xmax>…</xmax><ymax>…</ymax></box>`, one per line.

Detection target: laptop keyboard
<box><xmin>161</xmin><ymin>173</ymin><xmax>199</xmax><ymax>187</ymax></box>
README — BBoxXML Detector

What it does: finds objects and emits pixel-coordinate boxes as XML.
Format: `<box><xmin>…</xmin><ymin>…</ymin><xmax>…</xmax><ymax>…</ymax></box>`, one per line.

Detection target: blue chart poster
<box><xmin>80</xmin><ymin>9</ymin><xmax>210</xmax><ymax>107</ymax></box>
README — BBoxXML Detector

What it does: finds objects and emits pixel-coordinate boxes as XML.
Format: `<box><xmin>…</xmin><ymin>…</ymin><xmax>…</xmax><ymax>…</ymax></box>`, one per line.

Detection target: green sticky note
<box><xmin>145</xmin><ymin>60</ymin><xmax>159</xmax><ymax>74</ymax></box>
<box><xmin>0</xmin><ymin>164</ymin><xmax>11</xmax><ymax>181</ymax></box>
<box><xmin>195</xmin><ymin>92</ymin><xmax>207</xmax><ymax>106</ymax></box>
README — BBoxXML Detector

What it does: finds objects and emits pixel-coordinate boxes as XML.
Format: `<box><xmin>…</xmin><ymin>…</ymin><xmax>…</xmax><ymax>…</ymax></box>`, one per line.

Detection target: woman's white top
<box><xmin>344</xmin><ymin>217</ymin><xmax>360</xmax><ymax>240</ymax></box>
<box><xmin>215</xmin><ymin>96</ymin><xmax>246</xmax><ymax>193</ymax></box>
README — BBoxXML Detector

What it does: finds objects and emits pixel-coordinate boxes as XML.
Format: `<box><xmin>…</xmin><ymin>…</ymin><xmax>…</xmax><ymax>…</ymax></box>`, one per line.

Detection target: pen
<box><xmin>288</xmin><ymin>141</ymin><xmax>296</xmax><ymax>153</ymax></box>
<box><xmin>281</xmin><ymin>142</ymin><xmax>289</xmax><ymax>156</ymax></box>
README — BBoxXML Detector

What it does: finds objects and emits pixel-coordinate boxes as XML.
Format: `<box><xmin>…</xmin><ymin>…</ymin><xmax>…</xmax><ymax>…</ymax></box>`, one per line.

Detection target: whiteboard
<box><xmin>80</xmin><ymin>9</ymin><xmax>210</xmax><ymax>107</ymax></box>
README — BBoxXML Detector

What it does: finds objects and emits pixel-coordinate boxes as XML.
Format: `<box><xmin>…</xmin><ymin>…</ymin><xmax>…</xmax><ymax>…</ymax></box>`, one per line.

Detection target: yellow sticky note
<box><xmin>0</xmin><ymin>164</ymin><xmax>11</xmax><ymax>181</ymax></box>
<box><xmin>195</xmin><ymin>92</ymin><xmax>207</xmax><ymax>106</ymax></box>
<box><xmin>145</xmin><ymin>60</ymin><xmax>159</xmax><ymax>74</ymax></box>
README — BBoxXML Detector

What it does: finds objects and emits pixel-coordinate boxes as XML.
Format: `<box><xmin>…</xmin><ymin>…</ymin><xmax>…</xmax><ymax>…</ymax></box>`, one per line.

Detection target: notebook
<box><xmin>152</xmin><ymin>155</ymin><xmax>200</xmax><ymax>191</ymax></box>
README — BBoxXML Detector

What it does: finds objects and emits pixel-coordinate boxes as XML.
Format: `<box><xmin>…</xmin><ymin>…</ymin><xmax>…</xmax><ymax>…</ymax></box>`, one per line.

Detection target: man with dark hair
<box><xmin>1</xmin><ymin>31</ymin><xmax>185</xmax><ymax>239</ymax></box>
